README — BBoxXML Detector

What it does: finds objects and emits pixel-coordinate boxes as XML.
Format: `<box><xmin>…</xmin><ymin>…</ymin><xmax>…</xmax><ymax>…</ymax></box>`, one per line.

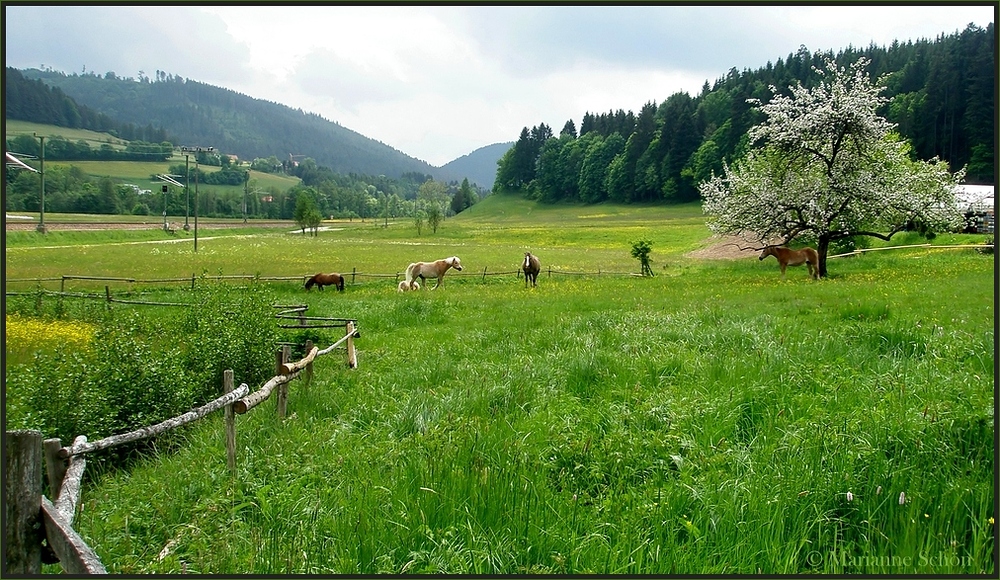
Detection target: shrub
<box><xmin>5</xmin><ymin>285</ymin><xmax>280</xmax><ymax>463</ymax></box>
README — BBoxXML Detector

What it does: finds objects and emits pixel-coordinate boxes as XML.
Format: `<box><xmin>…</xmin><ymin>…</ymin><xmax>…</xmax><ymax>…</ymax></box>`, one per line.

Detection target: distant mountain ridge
<box><xmin>15</xmin><ymin>68</ymin><xmax>504</xmax><ymax>185</ymax></box>
<box><xmin>440</xmin><ymin>142</ymin><xmax>513</xmax><ymax>189</ymax></box>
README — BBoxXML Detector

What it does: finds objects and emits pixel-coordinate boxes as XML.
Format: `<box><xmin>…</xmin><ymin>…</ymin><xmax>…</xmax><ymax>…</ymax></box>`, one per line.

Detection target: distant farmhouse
<box><xmin>955</xmin><ymin>184</ymin><xmax>994</xmax><ymax>234</ymax></box>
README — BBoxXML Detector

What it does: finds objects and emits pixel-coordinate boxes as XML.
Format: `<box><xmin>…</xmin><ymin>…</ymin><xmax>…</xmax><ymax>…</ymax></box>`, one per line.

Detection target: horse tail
<box><xmin>304</xmin><ymin>275</ymin><xmax>316</xmax><ymax>290</ymax></box>
<box><xmin>404</xmin><ymin>263</ymin><xmax>416</xmax><ymax>284</ymax></box>
<box><xmin>336</xmin><ymin>274</ymin><xmax>345</xmax><ymax>292</ymax></box>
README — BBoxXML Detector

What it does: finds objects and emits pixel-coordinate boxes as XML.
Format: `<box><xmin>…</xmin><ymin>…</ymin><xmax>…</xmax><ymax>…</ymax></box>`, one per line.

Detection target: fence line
<box><xmin>829</xmin><ymin>243</ymin><xmax>993</xmax><ymax>258</ymax></box>
<box><xmin>5</xmin><ymin>307</ymin><xmax>359</xmax><ymax>574</ymax></box>
<box><xmin>8</xmin><ymin>242</ymin><xmax>991</xmax><ymax>303</ymax></box>
<box><xmin>5</xmin><ymin>266</ymin><xmax>643</xmax><ymax>291</ymax></box>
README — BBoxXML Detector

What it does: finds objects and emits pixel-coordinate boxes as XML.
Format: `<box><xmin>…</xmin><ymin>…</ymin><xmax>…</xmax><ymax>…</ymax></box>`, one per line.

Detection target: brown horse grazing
<box><xmin>522</xmin><ymin>252</ymin><xmax>540</xmax><ymax>287</ymax></box>
<box><xmin>759</xmin><ymin>246</ymin><xmax>819</xmax><ymax>279</ymax></box>
<box><xmin>305</xmin><ymin>272</ymin><xmax>345</xmax><ymax>291</ymax></box>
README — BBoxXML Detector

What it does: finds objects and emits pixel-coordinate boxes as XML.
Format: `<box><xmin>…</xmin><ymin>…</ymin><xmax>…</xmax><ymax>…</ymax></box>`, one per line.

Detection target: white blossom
<box><xmin>701</xmin><ymin>56</ymin><xmax>965</xmax><ymax>276</ymax></box>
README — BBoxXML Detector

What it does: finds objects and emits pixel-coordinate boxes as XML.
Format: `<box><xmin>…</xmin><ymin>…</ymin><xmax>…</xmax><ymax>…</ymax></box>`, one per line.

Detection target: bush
<box><xmin>4</xmin><ymin>285</ymin><xmax>280</xmax><ymax>462</ymax></box>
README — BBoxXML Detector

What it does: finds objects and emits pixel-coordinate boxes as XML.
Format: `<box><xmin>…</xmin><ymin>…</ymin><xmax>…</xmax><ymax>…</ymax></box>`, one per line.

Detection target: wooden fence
<box><xmin>5</xmin><ymin>266</ymin><xmax>645</xmax><ymax>294</ymax></box>
<box><xmin>4</xmin><ymin>313</ymin><xmax>359</xmax><ymax>574</ymax></box>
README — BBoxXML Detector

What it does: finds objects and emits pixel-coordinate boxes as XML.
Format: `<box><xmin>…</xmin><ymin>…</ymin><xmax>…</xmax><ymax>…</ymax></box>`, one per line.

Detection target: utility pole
<box><xmin>33</xmin><ymin>134</ymin><xmax>46</xmax><ymax>233</ymax></box>
<box><xmin>243</xmin><ymin>170</ymin><xmax>249</xmax><ymax>223</ymax></box>
<box><xmin>183</xmin><ymin>153</ymin><xmax>190</xmax><ymax>230</ymax></box>
<box><xmin>180</xmin><ymin>146</ymin><xmax>214</xmax><ymax>252</ymax></box>
<box><xmin>194</xmin><ymin>156</ymin><xmax>199</xmax><ymax>252</ymax></box>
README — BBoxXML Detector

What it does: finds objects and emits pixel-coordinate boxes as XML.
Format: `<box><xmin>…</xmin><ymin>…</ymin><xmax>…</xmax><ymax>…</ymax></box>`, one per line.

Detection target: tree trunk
<box><xmin>817</xmin><ymin>234</ymin><xmax>831</xmax><ymax>278</ymax></box>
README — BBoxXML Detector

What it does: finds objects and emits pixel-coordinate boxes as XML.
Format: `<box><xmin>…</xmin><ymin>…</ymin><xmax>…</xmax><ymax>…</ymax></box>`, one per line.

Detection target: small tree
<box><xmin>293</xmin><ymin>194</ymin><xmax>316</xmax><ymax>234</ymax></box>
<box><xmin>305</xmin><ymin>209</ymin><xmax>323</xmax><ymax>236</ymax></box>
<box><xmin>427</xmin><ymin>203</ymin><xmax>443</xmax><ymax>233</ymax></box>
<box><xmin>631</xmin><ymin>239</ymin><xmax>654</xmax><ymax>276</ymax></box>
<box><xmin>700</xmin><ymin>57</ymin><xmax>964</xmax><ymax>277</ymax></box>
<box><xmin>413</xmin><ymin>209</ymin><xmax>425</xmax><ymax>236</ymax></box>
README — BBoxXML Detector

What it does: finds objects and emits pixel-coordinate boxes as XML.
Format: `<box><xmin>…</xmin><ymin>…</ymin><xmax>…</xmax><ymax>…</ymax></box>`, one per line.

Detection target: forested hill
<box><xmin>440</xmin><ymin>142</ymin><xmax>514</xmax><ymax>189</ymax></box>
<box><xmin>496</xmin><ymin>22</ymin><xmax>994</xmax><ymax>204</ymax></box>
<box><xmin>13</xmin><ymin>68</ymin><xmax>460</xmax><ymax>182</ymax></box>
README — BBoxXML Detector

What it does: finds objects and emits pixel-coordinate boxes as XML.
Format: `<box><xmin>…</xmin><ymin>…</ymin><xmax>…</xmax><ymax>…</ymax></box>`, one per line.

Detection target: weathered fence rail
<box><xmin>5</xmin><ymin>308</ymin><xmax>359</xmax><ymax>574</ymax></box>
<box><xmin>829</xmin><ymin>243</ymin><xmax>994</xmax><ymax>258</ymax></box>
<box><xmin>5</xmin><ymin>265</ymin><xmax>648</xmax><ymax>294</ymax></box>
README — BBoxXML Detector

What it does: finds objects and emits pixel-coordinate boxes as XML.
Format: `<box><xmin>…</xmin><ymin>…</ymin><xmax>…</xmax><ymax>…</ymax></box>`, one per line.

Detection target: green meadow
<box><xmin>5</xmin><ymin>119</ymin><xmax>131</xmax><ymax>150</ymax></box>
<box><xmin>5</xmin><ymin>119</ymin><xmax>299</xmax><ymax>196</ymax></box>
<box><xmin>4</xmin><ymin>196</ymin><xmax>994</xmax><ymax>574</ymax></box>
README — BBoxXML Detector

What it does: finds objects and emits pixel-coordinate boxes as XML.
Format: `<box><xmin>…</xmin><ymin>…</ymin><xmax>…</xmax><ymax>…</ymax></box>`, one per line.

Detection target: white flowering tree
<box><xmin>700</xmin><ymin>57</ymin><xmax>965</xmax><ymax>277</ymax></box>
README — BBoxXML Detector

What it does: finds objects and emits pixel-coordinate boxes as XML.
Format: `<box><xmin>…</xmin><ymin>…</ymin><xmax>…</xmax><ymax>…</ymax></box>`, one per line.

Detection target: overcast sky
<box><xmin>5</xmin><ymin>5</ymin><xmax>994</xmax><ymax>166</ymax></box>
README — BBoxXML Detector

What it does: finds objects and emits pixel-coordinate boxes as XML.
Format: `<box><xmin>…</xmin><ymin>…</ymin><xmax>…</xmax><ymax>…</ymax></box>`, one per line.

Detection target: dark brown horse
<box><xmin>522</xmin><ymin>252</ymin><xmax>540</xmax><ymax>287</ymax></box>
<box><xmin>305</xmin><ymin>272</ymin><xmax>345</xmax><ymax>291</ymax></box>
<box><xmin>759</xmin><ymin>246</ymin><xmax>819</xmax><ymax>279</ymax></box>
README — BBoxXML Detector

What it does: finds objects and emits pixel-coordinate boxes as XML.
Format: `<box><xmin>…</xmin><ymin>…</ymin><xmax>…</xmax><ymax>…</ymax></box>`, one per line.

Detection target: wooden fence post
<box><xmin>5</xmin><ymin>430</ymin><xmax>43</xmax><ymax>574</ymax></box>
<box><xmin>352</xmin><ymin>267</ymin><xmax>356</xmax><ymax>285</ymax></box>
<box><xmin>223</xmin><ymin>370</ymin><xmax>236</xmax><ymax>472</ymax></box>
<box><xmin>276</xmin><ymin>346</ymin><xmax>290</xmax><ymax>419</ymax></box>
<box><xmin>346</xmin><ymin>321</ymin><xmax>358</xmax><ymax>368</ymax></box>
<box><xmin>43</xmin><ymin>438</ymin><xmax>66</xmax><ymax>500</ymax></box>
<box><xmin>482</xmin><ymin>266</ymin><xmax>488</xmax><ymax>281</ymax></box>
<box><xmin>304</xmin><ymin>340</ymin><xmax>314</xmax><ymax>386</ymax></box>
<box><xmin>191</xmin><ymin>273</ymin><xmax>196</xmax><ymax>290</ymax></box>
<box><xmin>61</xmin><ymin>276</ymin><xmax>66</xmax><ymax>293</ymax></box>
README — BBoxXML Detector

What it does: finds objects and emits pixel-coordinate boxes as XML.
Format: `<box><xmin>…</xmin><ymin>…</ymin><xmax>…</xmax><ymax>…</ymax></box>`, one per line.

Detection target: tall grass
<box><xmin>4</xmin><ymin>201</ymin><xmax>994</xmax><ymax>574</ymax></box>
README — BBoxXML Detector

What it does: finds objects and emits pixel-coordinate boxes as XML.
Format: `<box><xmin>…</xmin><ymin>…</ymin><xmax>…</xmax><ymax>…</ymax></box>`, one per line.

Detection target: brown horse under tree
<box><xmin>759</xmin><ymin>246</ymin><xmax>819</xmax><ymax>280</ymax></box>
<box><xmin>305</xmin><ymin>272</ymin><xmax>345</xmax><ymax>291</ymax></box>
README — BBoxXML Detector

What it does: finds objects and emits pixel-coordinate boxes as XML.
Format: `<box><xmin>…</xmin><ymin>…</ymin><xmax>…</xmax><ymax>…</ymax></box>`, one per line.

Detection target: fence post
<box><xmin>276</xmin><ymin>346</ymin><xmax>290</xmax><ymax>419</ymax></box>
<box><xmin>43</xmin><ymin>438</ymin><xmax>66</xmax><ymax>500</ymax></box>
<box><xmin>346</xmin><ymin>321</ymin><xmax>358</xmax><ymax>368</ymax></box>
<box><xmin>482</xmin><ymin>266</ymin><xmax>488</xmax><ymax>281</ymax></box>
<box><xmin>548</xmin><ymin>266</ymin><xmax>552</xmax><ymax>278</ymax></box>
<box><xmin>352</xmin><ymin>267</ymin><xmax>356</xmax><ymax>285</ymax></box>
<box><xmin>5</xmin><ymin>430</ymin><xmax>43</xmax><ymax>574</ymax></box>
<box><xmin>304</xmin><ymin>340</ymin><xmax>314</xmax><ymax>386</ymax></box>
<box><xmin>61</xmin><ymin>276</ymin><xmax>66</xmax><ymax>293</ymax></box>
<box><xmin>191</xmin><ymin>273</ymin><xmax>196</xmax><ymax>290</ymax></box>
<box><xmin>223</xmin><ymin>370</ymin><xmax>236</xmax><ymax>473</ymax></box>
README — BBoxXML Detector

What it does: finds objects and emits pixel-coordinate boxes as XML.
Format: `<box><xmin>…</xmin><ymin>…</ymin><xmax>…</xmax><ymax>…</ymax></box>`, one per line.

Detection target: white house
<box><xmin>955</xmin><ymin>184</ymin><xmax>994</xmax><ymax>233</ymax></box>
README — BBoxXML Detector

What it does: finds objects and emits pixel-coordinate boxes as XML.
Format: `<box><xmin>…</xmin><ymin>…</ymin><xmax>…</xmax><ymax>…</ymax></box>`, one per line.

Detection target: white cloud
<box><xmin>4</xmin><ymin>5</ymin><xmax>994</xmax><ymax>167</ymax></box>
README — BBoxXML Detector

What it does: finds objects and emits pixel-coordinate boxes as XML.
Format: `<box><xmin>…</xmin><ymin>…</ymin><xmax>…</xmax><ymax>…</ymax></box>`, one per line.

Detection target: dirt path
<box><xmin>686</xmin><ymin>234</ymin><xmax>771</xmax><ymax>260</ymax></box>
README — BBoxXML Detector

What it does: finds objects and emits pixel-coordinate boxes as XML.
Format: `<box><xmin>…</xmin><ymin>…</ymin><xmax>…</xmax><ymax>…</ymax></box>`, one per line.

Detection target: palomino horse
<box><xmin>404</xmin><ymin>256</ymin><xmax>462</xmax><ymax>290</ymax></box>
<box><xmin>759</xmin><ymin>246</ymin><xmax>819</xmax><ymax>279</ymax></box>
<box><xmin>522</xmin><ymin>252</ymin><xmax>540</xmax><ymax>287</ymax></box>
<box><xmin>305</xmin><ymin>272</ymin><xmax>345</xmax><ymax>291</ymax></box>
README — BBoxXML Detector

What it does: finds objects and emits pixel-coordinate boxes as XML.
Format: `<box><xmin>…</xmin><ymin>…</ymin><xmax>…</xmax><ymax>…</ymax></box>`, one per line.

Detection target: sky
<box><xmin>5</xmin><ymin>4</ymin><xmax>995</xmax><ymax>167</ymax></box>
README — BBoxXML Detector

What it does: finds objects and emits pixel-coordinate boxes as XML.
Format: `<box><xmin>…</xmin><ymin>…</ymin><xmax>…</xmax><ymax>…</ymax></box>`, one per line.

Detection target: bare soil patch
<box><xmin>686</xmin><ymin>234</ymin><xmax>772</xmax><ymax>260</ymax></box>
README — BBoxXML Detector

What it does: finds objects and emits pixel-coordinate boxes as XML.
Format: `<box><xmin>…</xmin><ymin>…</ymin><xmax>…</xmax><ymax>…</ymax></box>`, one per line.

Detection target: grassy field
<box><xmin>6</xmin><ymin>120</ymin><xmax>299</xmax><ymax>195</ymax></box>
<box><xmin>5</xmin><ymin>119</ymin><xmax>130</xmax><ymax>150</ymax></box>
<box><xmin>4</xmin><ymin>197</ymin><xmax>994</xmax><ymax>574</ymax></box>
<box><xmin>39</xmin><ymin>159</ymin><xmax>300</xmax><ymax>196</ymax></box>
